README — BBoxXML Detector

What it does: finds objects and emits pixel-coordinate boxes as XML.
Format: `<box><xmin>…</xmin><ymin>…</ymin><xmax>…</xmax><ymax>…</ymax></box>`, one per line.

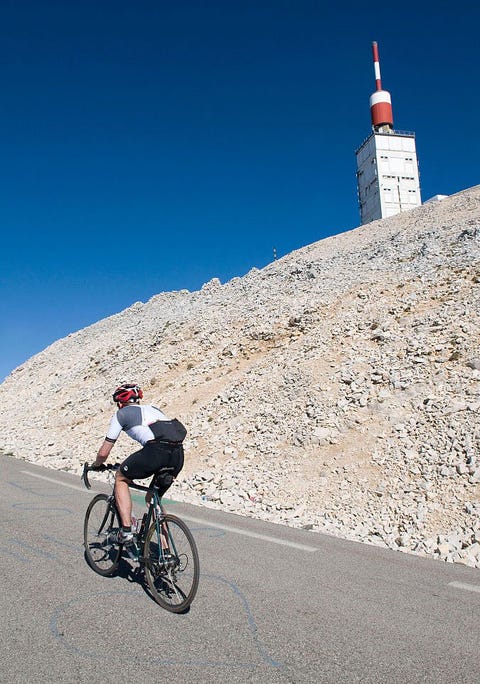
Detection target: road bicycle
<box><xmin>82</xmin><ymin>463</ymin><xmax>200</xmax><ymax>613</ymax></box>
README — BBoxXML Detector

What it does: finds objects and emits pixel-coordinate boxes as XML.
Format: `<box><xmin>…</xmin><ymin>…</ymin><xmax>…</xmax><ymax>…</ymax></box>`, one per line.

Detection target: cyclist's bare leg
<box><xmin>114</xmin><ymin>470</ymin><xmax>133</xmax><ymax>527</ymax></box>
<box><xmin>160</xmin><ymin>522</ymin><xmax>169</xmax><ymax>550</ymax></box>
<box><xmin>143</xmin><ymin>489</ymin><xmax>168</xmax><ymax>548</ymax></box>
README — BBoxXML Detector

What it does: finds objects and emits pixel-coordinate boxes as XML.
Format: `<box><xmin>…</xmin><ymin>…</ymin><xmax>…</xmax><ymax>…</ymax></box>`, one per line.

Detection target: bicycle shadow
<box><xmin>83</xmin><ymin>551</ymin><xmax>192</xmax><ymax>614</ymax></box>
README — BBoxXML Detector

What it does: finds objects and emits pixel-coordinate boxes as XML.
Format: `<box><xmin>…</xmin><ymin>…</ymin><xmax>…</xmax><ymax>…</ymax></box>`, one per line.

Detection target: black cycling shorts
<box><xmin>119</xmin><ymin>441</ymin><xmax>184</xmax><ymax>481</ymax></box>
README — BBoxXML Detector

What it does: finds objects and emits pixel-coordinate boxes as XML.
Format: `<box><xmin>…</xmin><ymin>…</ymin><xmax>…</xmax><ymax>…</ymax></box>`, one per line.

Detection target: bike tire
<box><xmin>84</xmin><ymin>493</ymin><xmax>122</xmax><ymax>576</ymax></box>
<box><xmin>143</xmin><ymin>513</ymin><xmax>200</xmax><ymax>612</ymax></box>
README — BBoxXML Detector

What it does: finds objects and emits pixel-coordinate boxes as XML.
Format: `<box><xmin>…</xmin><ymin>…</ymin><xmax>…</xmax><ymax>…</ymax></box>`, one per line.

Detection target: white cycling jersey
<box><xmin>105</xmin><ymin>404</ymin><xmax>170</xmax><ymax>446</ymax></box>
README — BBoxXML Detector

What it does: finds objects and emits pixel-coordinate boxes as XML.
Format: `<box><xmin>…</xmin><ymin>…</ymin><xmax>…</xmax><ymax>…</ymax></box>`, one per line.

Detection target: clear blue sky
<box><xmin>1</xmin><ymin>0</ymin><xmax>479</xmax><ymax>381</ymax></box>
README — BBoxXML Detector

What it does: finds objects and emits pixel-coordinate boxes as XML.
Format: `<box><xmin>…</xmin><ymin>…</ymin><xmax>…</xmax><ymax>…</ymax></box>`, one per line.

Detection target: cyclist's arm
<box><xmin>93</xmin><ymin>413</ymin><xmax>122</xmax><ymax>467</ymax></box>
<box><xmin>93</xmin><ymin>439</ymin><xmax>114</xmax><ymax>467</ymax></box>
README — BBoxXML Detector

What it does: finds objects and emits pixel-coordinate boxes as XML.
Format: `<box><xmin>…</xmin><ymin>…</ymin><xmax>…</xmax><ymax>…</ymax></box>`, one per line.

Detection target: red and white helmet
<box><xmin>112</xmin><ymin>383</ymin><xmax>143</xmax><ymax>405</ymax></box>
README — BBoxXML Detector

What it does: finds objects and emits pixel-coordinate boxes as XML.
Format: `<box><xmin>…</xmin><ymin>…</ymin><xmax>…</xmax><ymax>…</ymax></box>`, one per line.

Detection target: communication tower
<box><xmin>355</xmin><ymin>42</ymin><xmax>422</xmax><ymax>225</ymax></box>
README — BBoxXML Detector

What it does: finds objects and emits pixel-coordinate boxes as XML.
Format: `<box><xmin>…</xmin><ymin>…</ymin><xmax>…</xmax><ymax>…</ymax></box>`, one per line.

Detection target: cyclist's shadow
<box><xmin>84</xmin><ymin>552</ymin><xmax>191</xmax><ymax>614</ymax></box>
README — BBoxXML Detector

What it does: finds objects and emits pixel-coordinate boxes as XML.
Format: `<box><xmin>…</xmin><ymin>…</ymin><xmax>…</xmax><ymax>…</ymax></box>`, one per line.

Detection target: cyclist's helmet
<box><xmin>112</xmin><ymin>383</ymin><xmax>143</xmax><ymax>405</ymax></box>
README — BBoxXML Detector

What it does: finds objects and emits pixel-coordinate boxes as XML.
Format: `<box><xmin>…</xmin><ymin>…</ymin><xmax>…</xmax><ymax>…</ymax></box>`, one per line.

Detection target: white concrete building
<box><xmin>356</xmin><ymin>43</ymin><xmax>422</xmax><ymax>225</ymax></box>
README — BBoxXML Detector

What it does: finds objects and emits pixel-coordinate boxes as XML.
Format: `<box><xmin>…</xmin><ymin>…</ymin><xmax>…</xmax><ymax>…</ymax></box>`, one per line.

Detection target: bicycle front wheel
<box><xmin>84</xmin><ymin>493</ymin><xmax>122</xmax><ymax>576</ymax></box>
<box><xmin>144</xmin><ymin>513</ymin><xmax>200</xmax><ymax>612</ymax></box>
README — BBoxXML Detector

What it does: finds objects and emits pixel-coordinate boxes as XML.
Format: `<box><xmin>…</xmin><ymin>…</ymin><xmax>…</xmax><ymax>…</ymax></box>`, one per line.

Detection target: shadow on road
<box><xmin>82</xmin><ymin>552</ymin><xmax>191</xmax><ymax>614</ymax></box>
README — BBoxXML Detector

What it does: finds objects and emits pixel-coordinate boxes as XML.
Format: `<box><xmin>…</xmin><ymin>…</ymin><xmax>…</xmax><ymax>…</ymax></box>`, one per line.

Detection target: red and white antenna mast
<box><xmin>370</xmin><ymin>41</ymin><xmax>394</xmax><ymax>131</ymax></box>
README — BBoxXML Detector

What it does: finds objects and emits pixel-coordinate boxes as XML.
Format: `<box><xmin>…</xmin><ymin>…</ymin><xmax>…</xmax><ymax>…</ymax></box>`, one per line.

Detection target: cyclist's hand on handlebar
<box><xmin>90</xmin><ymin>462</ymin><xmax>107</xmax><ymax>471</ymax></box>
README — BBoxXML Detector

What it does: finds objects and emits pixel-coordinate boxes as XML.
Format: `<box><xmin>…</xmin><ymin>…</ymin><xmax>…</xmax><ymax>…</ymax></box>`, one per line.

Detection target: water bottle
<box><xmin>131</xmin><ymin>513</ymin><xmax>139</xmax><ymax>534</ymax></box>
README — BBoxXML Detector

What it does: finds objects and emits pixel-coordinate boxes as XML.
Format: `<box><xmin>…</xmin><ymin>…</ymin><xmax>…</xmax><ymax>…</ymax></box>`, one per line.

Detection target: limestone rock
<box><xmin>1</xmin><ymin>184</ymin><xmax>480</xmax><ymax>568</ymax></box>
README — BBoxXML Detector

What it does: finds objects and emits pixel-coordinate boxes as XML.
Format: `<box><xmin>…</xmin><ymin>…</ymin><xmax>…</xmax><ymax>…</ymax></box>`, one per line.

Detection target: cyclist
<box><xmin>92</xmin><ymin>383</ymin><xmax>186</xmax><ymax>544</ymax></box>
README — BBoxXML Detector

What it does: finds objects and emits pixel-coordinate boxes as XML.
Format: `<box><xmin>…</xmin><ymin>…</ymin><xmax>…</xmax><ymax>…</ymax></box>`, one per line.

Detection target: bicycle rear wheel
<box><xmin>143</xmin><ymin>513</ymin><xmax>200</xmax><ymax>612</ymax></box>
<box><xmin>84</xmin><ymin>493</ymin><xmax>122</xmax><ymax>576</ymax></box>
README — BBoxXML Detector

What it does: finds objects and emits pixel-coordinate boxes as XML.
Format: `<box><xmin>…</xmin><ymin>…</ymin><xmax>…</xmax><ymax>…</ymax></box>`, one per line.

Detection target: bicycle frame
<box><xmin>129</xmin><ymin>481</ymin><xmax>169</xmax><ymax>557</ymax></box>
<box><xmin>82</xmin><ymin>463</ymin><xmax>174</xmax><ymax>561</ymax></box>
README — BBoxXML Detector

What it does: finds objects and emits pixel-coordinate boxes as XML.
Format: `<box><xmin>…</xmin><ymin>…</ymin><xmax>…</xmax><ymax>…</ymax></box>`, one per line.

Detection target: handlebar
<box><xmin>82</xmin><ymin>462</ymin><xmax>120</xmax><ymax>489</ymax></box>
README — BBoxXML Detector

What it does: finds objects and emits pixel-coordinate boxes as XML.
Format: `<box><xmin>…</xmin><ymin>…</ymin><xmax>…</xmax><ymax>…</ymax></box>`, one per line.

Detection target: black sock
<box><xmin>122</xmin><ymin>525</ymin><xmax>132</xmax><ymax>533</ymax></box>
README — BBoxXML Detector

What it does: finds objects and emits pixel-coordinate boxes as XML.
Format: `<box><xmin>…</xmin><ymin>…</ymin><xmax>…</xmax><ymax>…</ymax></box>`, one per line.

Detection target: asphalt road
<box><xmin>1</xmin><ymin>453</ymin><xmax>480</xmax><ymax>683</ymax></box>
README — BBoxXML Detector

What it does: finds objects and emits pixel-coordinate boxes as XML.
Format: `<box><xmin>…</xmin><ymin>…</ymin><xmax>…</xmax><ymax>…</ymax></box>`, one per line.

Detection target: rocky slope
<box><xmin>2</xmin><ymin>185</ymin><xmax>480</xmax><ymax>566</ymax></box>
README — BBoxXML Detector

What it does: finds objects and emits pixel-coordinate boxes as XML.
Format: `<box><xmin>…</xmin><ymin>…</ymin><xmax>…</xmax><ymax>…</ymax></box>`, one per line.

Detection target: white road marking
<box><xmin>182</xmin><ymin>514</ymin><xmax>318</xmax><ymax>552</ymax></box>
<box><xmin>449</xmin><ymin>581</ymin><xmax>480</xmax><ymax>594</ymax></box>
<box><xmin>21</xmin><ymin>470</ymin><xmax>318</xmax><ymax>552</ymax></box>
<box><xmin>21</xmin><ymin>470</ymin><xmax>88</xmax><ymax>493</ymax></box>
